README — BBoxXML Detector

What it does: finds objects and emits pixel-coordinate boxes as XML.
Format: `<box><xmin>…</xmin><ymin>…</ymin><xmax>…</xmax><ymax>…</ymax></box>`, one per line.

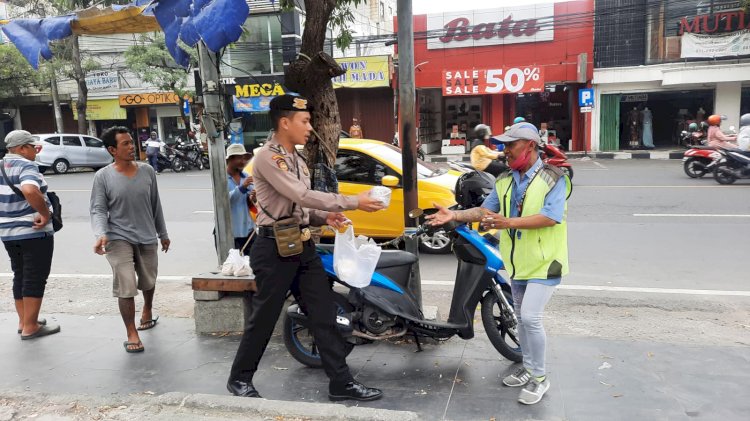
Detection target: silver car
<box><xmin>33</xmin><ymin>134</ymin><xmax>113</xmax><ymax>174</ymax></box>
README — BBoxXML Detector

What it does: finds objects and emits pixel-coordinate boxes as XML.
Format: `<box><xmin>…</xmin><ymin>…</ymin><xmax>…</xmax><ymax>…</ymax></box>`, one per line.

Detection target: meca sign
<box><xmin>427</xmin><ymin>4</ymin><xmax>554</xmax><ymax>50</ymax></box>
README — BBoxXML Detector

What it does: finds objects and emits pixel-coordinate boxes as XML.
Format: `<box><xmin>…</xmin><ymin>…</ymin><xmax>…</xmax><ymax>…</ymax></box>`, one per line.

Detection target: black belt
<box><xmin>256</xmin><ymin>225</ymin><xmax>309</xmax><ymax>239</ymax></box>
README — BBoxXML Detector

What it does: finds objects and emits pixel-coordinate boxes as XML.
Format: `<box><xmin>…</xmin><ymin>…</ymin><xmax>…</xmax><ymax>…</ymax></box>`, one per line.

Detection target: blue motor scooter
<box><xmin>283</xmin><ymin>211</ymin><xmax>522</xmax><ymax>367</ymax></box>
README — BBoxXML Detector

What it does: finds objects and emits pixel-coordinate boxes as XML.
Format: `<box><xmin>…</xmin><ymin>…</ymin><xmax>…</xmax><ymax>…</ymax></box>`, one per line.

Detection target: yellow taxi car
<box><xmin>246</xmin><ymin>138</ymin><xmax>463</xmax><ymax>253</ymax></box>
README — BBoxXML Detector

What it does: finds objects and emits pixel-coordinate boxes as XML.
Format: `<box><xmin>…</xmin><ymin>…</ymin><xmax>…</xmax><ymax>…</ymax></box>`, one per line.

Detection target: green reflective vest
<box><xmin>495</xmin><ymin>165</ymin><xmax>571</xmax><ymax>280</ymax></box>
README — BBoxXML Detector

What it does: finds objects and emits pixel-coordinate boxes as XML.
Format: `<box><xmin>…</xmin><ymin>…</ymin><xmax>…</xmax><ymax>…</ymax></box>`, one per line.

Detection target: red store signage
<box><xmin>442</xmin><ymin>67</ymin><xmax>545</xmax><ymax>96</ymax></box>
<box><xmin>427</xmin><ymin>5</ymin><xmax>554</xmax><ymax>50</ymax></box>
<box><xmin>679</xmin><ymin>10</ymin><xmax>749</xmax><ymax>35</ymax></box>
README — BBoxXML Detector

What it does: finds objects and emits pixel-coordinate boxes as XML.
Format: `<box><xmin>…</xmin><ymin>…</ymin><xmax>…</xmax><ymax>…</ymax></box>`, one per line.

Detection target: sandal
<box><xmin>137</xmin><ymin>315</ymin><xmax>159</xmax><ymax>331</ymax></box>
<box><xmin>123</xmin><ymin>341</ymin><xmax>144</xmax><ymax>353</ymax></box>
<box><xmin>17</xmin><ymin>318</ymin><xmax>47</xmax><ymax>334</ymax></box>
<box><xmin>20</xmin><ymin>323</ymin><xmax>60</xmax><ymax>340</ymax></box>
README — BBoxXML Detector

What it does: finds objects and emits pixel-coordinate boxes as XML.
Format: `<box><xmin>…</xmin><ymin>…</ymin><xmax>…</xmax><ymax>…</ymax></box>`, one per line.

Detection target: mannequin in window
<box><xmin>696</xmin><ymin>107</ymin><xmax>706</xmax><ymax>124</ymax></box>
<box><xmin>641</xmin><ymin>107</ymin><xmax>654</xmax><ymax>149</ymax></box>
<box><xmin>349</xmin><ymin>118</ymin><xmax>363</xmax><ymax>139</ymax></box>
<box><xmin>627</xmin><ymin>107</ymin><xmax>641</xmax><ymax>149</ymax></box>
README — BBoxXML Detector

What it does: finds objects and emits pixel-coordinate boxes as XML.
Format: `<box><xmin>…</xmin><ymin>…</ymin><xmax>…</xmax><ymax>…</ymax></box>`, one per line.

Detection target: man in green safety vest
<box><xmin>427</xmin><ymin>122</ymin><xmax>571</xmax><ymax>405</ymax></box>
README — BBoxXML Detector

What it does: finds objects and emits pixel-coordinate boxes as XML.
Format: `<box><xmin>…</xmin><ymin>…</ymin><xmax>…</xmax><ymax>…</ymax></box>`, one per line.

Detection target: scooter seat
<box><xmin>317</xmin><ymin>244</ymin><xmax>417</xmax><ymax>269</ymax></box>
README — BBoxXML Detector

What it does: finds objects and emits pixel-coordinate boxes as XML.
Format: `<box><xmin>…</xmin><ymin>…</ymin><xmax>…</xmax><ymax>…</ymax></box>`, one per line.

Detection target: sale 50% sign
<box><xmin>442</xmin><ymin>67</ymin><xmax>544</xmax><ymax>96</ymax></box>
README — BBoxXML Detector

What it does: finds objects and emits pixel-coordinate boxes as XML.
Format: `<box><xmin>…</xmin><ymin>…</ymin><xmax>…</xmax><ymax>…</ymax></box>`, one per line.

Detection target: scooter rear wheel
<box><xmin>283</xmin><ymin>292</ymin><xmax>355</xmax><ymax>368</ymax></box>
<box><xmin>481</xmin><ymin>290</ymin><xmax>523</xmax><ymax>363</ymax></box>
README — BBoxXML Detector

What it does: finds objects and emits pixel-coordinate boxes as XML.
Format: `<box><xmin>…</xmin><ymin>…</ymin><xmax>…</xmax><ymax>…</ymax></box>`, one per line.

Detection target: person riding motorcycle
<box><xmin>513</xmin><ymin>117</ymin><xmax>526</xmax><ymax>124</ymax></box>
<box><xmin>707</xmin><ymin>114</ymin><xmax>738</xmax><ymax>149</ymax></box>
<box><xmin>470</xmin><ymin>124</ymin><xmax>507</xmax><ymax>177</ymax></box>
<box><xmin>738</xmin><ymin>113</ymin><xmax>750</xmax><ymax>151</ymax></box>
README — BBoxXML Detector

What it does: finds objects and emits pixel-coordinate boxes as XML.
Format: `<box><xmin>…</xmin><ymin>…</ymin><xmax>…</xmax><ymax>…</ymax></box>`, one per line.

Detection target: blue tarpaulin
<box><xmin>1</xmin><ymin>16</ymin><xmax>75</xmax><ymax>69</ymax></box>
<box><xmin>1</xmin><ymin>0</ymin><xmax>250</xmax><ymax>69</ymax></box>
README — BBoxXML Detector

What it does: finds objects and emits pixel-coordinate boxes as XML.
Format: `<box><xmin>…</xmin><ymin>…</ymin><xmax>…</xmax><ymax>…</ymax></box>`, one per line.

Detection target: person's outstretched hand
<box><xmin>356</xmin><ymin>191</ymin><xmax>386</xmax><ymax>212</ymax></box>
<box><xmin>425</xmin><ymin>204</ymin><xmax>454</xmax><ymax>226</ymax></box>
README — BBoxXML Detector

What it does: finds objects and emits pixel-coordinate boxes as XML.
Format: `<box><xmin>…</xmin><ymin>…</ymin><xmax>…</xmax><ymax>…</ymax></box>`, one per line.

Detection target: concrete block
<box><xmin>193</xmin><ymin>290</ymin><xmax>222</xmax><ymax>301</ymax></box>
<box><xmin>422</xmin><ymin>305</ymin><xmax>440</xmax><ymax>321</ymax></box>
<box><xmin>194</xmin><ymin>296</ymin><xmax>246</xmax><ymax>334</ymax></box>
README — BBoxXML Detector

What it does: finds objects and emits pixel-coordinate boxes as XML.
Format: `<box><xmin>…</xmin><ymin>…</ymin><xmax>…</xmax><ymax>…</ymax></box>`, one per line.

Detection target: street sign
<box><xmin>578</xmin><ymin>88</ymin><xmax>594</xmax><ymax>107</ymax></box>
<box><xmin>580</xmin><ymin>106</ymin><xmax>592</xmax><ymax>113</ymax></box>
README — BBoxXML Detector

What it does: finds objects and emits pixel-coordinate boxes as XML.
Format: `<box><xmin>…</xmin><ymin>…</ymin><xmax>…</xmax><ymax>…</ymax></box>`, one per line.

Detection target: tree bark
<box><xmin>71</xmin><ymin>35</ymin><xmax>88</xmax><ymax>135</ymax></box>
<box><xmin>50</xmin><ymin>77</ymin><xmax>64</xmax><ymax>133</ymax></box>
<box><xmin>284</xmin><ymin>0</ymin><xmax>345</xmax><ymax>171</ymax></box>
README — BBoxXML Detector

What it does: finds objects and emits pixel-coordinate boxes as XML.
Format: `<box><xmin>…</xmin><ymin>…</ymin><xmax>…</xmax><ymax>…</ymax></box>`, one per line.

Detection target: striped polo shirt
<box><xmin>0</xmin><ymin>154</ymin><xmax>53</xmax><ymax>241</ymax></box>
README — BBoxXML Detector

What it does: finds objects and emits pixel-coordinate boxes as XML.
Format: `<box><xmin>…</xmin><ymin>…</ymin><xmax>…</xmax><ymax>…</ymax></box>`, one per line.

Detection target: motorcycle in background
<box><xmin>713</xmin><ymin>148</ymin><xmax>750</xmax><ymax>184</ymax></box>
<box><xmin>539</xmin><ymin>142</ymin><xmax>573</xmax><ymax>179</ymax></box>
<box><xmin>683</xmin><ymin>146</ymin><xmax>723</xmax><ymax>178</ymax></box>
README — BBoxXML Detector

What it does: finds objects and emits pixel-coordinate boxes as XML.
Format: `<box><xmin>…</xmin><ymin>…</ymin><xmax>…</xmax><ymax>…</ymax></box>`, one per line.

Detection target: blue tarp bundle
<box><xmin>1</xmin><ymin>0</ymin><xmax>250</xmax><ymax>69</ymax></box>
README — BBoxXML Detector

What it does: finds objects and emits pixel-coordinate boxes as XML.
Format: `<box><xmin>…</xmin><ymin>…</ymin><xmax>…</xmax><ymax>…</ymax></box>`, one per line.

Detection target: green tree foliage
<box><xmin>124</xmin><ymin>33</ymin><xmax>199</xmax><ymax>126</ymax></box>
<box><xmin>0</xmin><ymin>43</ymin><xmax>39</xmax><ymax>99</ymax></box>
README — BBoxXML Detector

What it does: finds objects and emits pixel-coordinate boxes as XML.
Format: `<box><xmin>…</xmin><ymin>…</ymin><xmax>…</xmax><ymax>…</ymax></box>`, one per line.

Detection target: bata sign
<box><xmin>427</xmin><ymin>4</ymin><xmax>554</xmax><ymax>50</ymax></box>
<box><xmin>443</xmin><ymin>67</ymin><xmax>544</xmax><ymax>96</ymax></box>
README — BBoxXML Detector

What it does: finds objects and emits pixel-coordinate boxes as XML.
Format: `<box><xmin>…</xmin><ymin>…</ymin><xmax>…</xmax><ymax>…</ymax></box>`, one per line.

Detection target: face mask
<box><xmin>509</xmin><ymin>143</ymin><xmax>532</xmax><ymax>171</ymax></box>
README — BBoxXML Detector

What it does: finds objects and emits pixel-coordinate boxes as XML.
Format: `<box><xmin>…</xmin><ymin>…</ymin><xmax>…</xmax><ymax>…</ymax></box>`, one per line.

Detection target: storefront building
<box><xmin>398</xmin><ymin>1</ymin><xmax>594</xmax><ymax>154</ymax></box>
<box><xmin>117</xmin><ymin>92</ymin><xmax>192</xmax><ymax>155</ymax></box>
<box><xmin>333</xmin><ymin>55</ymin><xmax>394</xmax><ymax>143</ymax></box>
<box><xmin>224</xmin><ymin>76</ymin><xmax>288</xmax><ymax>147</ymax></box>
<box><xmin>592</xmin><ymin>0</ymin><xmax>750</xmax><ymax>151</ymax></box>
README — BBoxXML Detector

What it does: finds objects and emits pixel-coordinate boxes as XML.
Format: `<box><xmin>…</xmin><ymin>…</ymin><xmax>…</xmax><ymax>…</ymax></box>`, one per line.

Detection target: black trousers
<box><xmin>3</xmin><ymin>235</ymin><xmax>54</xmax><ymax>300</ymax></box>
<box><xmin>229</xmin><ymin>237</ymin><xmax>353</xmax><ymax>386</ymax></box>
<box><xmin>234</xmin><ymin>235</ymin><xmax>255</xmax><ymax>256</ymax></box>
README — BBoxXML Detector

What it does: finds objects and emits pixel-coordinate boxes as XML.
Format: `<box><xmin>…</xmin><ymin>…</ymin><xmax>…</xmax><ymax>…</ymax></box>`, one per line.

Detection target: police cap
<box><xmin>269</xmin><ymin>94</ymin><xmax>313</xmax><ymax>112</ymax></box>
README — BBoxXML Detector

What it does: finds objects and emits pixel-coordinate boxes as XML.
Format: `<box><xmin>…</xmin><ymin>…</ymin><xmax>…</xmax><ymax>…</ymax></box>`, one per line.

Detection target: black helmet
<box><xmin>474</xmin><ymin>124</ymin><xmax>491</xmax><ymax>139</ymax></box>
<box><xmin>700</xmin><ymin>121</ymin><xmax>709</xmax><ymax>131</ymax></box>
<box><xmin>454</xmin><ymin>171</ymin><xmax>496</xmax><ymax>209</ymax></box>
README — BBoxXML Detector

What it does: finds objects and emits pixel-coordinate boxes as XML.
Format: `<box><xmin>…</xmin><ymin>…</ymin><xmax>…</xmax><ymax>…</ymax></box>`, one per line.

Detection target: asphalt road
<box><xmin>20</xmin><ymin>159</ymin><xmax>749</xmax><ymax>293</ymax></box>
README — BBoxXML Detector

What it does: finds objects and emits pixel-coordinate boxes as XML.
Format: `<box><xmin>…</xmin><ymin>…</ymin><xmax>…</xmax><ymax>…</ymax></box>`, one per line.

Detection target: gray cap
<box><xmin>4</xmin><ymin>130</ymin><xmax>42</xmax><ymax>149</ymax></box>
<box><xmin>493</xmin><ymin>122</ymin><xmax>541</xmax><ymax>145</ymax></box>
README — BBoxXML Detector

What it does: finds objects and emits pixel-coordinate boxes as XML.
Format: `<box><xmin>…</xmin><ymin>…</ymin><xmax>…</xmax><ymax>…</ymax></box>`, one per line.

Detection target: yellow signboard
<box><xmin>234</xmin><ymin>83</ymin><xmax>286</xmax><ymax>98</ymax></box>
<box><xmin>72</xmin><ymin>98</ymin><xmax>126</xmax><ymax>121</ymax></box>
<box><xmin>333</xmin><ymin>55</ymin><xmax>391</xmax><ymax>89</ymax></box>
<box><xmin>118</xmin><ymin>92</ymin><xmax>189</xmax><ymax>106</ymax></box>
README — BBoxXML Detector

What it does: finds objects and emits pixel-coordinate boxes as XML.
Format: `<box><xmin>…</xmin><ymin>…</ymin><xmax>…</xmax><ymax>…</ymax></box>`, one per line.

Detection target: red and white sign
<box><xmin>442</xmin><ymin>67</ymin><xmax>545</xmax><ymax>96</ymax></box>
<box><xmin>427</xmin><ymin>5</ymin><xmax>554</xmax><ymax>50</ymax></box>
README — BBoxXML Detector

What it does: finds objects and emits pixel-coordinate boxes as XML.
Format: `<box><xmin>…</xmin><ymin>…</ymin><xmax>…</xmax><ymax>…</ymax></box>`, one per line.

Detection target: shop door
<box><xmin>599</xmin><ymin>94</ymin><xmax>621</xmax><ymax>151</ymax></box>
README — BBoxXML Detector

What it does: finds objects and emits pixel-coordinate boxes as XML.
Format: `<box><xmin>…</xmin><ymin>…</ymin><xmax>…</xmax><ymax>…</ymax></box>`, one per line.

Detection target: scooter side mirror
<box><xmin>408</xmin><ymin>209</ymin><xmax>424</xmax><ymax>219</ymax></box>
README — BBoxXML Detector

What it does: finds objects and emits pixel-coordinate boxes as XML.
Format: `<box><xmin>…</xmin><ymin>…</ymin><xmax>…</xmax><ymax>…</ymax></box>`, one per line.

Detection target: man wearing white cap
<box><xmin>1</xmin><ymin>130</ymin><xmax>60</xmax><ymax>339</ymax></box>
<box><xmin>225</xmin><ymin>143</ymin><xmax>255</xmax><ymax>253</ymax></box>
<box><xmin>427</xmin><ymin>122</ymin><xmax>571</xmax><ymax>405</ymax></box>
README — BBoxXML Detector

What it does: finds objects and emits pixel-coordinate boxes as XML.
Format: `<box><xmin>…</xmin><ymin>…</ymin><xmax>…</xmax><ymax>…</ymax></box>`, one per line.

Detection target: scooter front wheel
<box><xmin>283</xmin><ymin>292</ymin><xmax>355</xmax><ymax>368</ymax></box>
<box><xmin>481</xmin><ymin>290</ymin><xmax>523</xmax><ymax>363</ymax></box>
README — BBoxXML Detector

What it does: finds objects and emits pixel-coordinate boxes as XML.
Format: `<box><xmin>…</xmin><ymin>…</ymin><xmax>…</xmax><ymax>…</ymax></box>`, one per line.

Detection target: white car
<box><xmin>33</xmin><ymin>133</ymin><xmax>113</xmax><ymax>174</ymax></box>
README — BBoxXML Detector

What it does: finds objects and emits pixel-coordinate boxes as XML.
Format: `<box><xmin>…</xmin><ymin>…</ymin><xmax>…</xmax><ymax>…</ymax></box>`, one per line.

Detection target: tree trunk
<box><xmin>50</xmin><ymin>77</ymin><xmax>64</xmax><ymax>133</ymax></box>
<box><xmin>71</xmin><ymin>35</ymin><xmax>88</xmax><ymax>135</ymax></box>
<box><xmin>284</xmin><ymin>0</ymin><xmax>345</xmax><ymax>172</ymax></box>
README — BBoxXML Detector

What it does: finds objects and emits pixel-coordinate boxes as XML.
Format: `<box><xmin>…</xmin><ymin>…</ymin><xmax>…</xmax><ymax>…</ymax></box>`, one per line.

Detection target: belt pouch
<box><xmin>273</xmin><ymin>217</ymin><xmax>303</xmax><ymax>257</ymax></box>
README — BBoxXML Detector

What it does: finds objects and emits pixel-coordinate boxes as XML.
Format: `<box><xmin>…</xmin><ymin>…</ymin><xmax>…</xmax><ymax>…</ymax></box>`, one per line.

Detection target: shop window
<box><xmin>83</xmin><ymin>136</ymin><xmax>103</xmax><ymax>148</ymax></box>
<box><xmin>62</xmin><ymin>136</ymin><xmax>82</xmax><ymax>147</ymax></box>
<box><xmin>335</xmin><ymin>151</ymin><xmax>397</xmax><ymax>185</ymax></box>
<box><xmin>222</xmin><ymin>15</ymin><xmax>284</xmax><ymax>76</ymax></box>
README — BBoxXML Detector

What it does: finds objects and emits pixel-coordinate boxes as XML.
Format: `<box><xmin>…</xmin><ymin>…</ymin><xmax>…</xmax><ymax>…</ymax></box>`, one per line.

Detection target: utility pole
<box><xmin>50</xmin><ymin>78</ymin><xmax>64</xmax><ymax>133</ymax></box>
<box><xmin>198</xmin><ymin>42</ymin><xmax>233</xmax><ymax>265</ymax></box>
<box><xmin>397</xmin><ymin>0</ymin><xmax>421</xmax><ymax>309</ymax></box>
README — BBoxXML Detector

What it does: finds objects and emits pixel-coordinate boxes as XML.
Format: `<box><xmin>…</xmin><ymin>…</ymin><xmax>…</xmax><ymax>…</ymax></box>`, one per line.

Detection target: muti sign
<box><xmin>679</xmin><ymin>10</ymin><xmax>749</xmax><ymax>35</ymax></box>
<box><xmin>427</xmin><ymin>5</ymin><xmax>554</xmax><ymax>50</ymax></box>
<box><xmin>119</xmin><ymin>93</ymin><xmax>189</xmax><ymax>106</ymax></box>
<box><xmin>234</xmin><ymin>83</ymin><xmax>285</xmax><ymax>98</ymax></box>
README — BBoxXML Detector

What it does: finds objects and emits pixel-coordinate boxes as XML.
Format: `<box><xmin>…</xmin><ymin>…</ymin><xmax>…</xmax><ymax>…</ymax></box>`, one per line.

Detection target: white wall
<box><xmin>330</xmin><ymin>0</ymin><xmax>395</xmax><ymax>58</ymax></box>
<box><xmin>714</xmin><ymin>82</ymin><xmax>743</xmax><ymax>131</ymax></box>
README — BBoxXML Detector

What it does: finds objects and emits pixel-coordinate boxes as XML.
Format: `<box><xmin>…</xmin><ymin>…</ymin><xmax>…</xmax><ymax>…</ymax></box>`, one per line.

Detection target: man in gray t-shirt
<box><xmin>90</xmin><ymin>127</ymin><xmax>169</xmax><ymax>354</ymax></box>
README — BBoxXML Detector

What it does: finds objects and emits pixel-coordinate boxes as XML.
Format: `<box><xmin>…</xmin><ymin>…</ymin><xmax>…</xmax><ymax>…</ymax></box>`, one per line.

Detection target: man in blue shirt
<box><xmin>428</xmin><ymin>122</ymin><xmax>570</xmax><ymax>406</ymax></box>
<box><xmin>225</xmin><ymin>144</ymin><xmax>255</xmax><ymax>254</ymax></box>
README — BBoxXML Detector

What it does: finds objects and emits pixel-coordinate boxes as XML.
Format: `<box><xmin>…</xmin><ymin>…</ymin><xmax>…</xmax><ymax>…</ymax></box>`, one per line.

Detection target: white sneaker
<box><xmin>518</xmin><ymin>377</ymin><xmax>550</xmax><ymax>405</ymax></box>
<box><xmin>502</xmin><ymin>367</ymin><xmax>531</xmax><ymax>387</ymax></box>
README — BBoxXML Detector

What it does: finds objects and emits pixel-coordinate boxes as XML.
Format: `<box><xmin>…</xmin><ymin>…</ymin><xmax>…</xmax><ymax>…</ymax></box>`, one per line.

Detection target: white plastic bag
<box><xmin>221</xmin><ymin>249</ymin><xmax>252</xmax><ymax>277</ymax></box>
<box><xmin>333</xmin><ymin>225</ymin><xmax>382</xmax><ymax>288</ymax></box>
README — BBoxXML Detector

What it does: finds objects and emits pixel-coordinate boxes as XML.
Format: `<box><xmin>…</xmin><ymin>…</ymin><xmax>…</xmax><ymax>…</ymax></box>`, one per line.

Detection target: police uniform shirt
<box><xmin>252</xmin><ymin>138</ymin><xmax>358</xmax><ymax>226</ymax></box>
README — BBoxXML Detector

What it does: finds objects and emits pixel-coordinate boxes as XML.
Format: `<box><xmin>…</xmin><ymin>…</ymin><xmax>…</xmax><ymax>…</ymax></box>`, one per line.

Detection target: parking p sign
<box><xmin>579</xmin><ymin>88</ymin><xmax>594</xmax><ymax>107</ymax></box>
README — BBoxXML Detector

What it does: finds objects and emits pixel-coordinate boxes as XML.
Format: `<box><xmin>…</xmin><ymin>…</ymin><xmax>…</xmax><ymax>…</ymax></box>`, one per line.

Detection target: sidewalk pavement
<box><xmin>426</xmin><ymin>149</ymin><xmax>685</xmax><ymax>163</ymax></box>
<box><xmin>1</xmin><ymin>313</ymin><xmax>747</xmax><ymax>421</ymax></box>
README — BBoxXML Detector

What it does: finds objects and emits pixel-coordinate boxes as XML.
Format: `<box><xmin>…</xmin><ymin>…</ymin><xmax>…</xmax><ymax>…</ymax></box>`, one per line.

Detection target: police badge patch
<box><xmin>275</xmin><ymin>157</ymin><xmax>289</xmax><ymax>171</ymax></box>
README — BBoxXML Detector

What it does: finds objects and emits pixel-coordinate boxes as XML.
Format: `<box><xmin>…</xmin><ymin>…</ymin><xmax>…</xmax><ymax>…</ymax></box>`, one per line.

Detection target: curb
<box><xmin>158</xmin><ymin>392</ymin><xmax>421</xmax><ymax>421</ymax></box>
<box><xmin>425</xmin><ymin>151</ymin><xmax>684</xmax><ymax>163</ymax></box>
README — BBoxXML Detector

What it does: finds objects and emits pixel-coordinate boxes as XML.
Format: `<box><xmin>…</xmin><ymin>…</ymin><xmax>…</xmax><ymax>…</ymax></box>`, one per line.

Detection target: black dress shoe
<box><xmin>227</xmin><ymin>379</ymin><xmax>262</xmax><ymax>398</ymax></box>
<box><xmin>328</xmin><ymin>381</ymin><xmax>383</xmax><ymax>402</ymax></box>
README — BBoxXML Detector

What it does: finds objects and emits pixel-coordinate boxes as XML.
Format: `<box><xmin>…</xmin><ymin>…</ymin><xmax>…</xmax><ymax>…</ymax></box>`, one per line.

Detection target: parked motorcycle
<box><xmin>539</xmin><ymin>142</ymin><xmax>573</xmax><ymax>179</ymax></box>
<box><xmin>176</xmin><ymin>139</ymin><xmax>205</xmax><ymax>170</ymax></box>
<box><xmin>157</xmin><ymin>145</ymin><xmax>187</xmax><ymax>173</ymax></box>
<box><xmin>713</xmin><ymin>148</ymin><xmax>750</xmax><ymax>184</ymax></box>
<box><xmin>283</xmin><ymin>215</ymin><xmax>522</xmax><ymax>368</ymax></box>
<box><xmin>680</xmin><ymin>130</ymin><xmax>706</xmax><ymax>148</ymax></box>
<box><xmin>683</xmin><ymin>146</ymin><xmax>723</xmax><ymax>178</ymax></box>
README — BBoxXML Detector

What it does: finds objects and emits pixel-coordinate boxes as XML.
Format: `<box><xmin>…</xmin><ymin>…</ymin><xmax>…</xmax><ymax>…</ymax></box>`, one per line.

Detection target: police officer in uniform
<box><xmin>227</xmin><ymin>95</ymin><xmax>386</xmax><ymax>401</ymax></box>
